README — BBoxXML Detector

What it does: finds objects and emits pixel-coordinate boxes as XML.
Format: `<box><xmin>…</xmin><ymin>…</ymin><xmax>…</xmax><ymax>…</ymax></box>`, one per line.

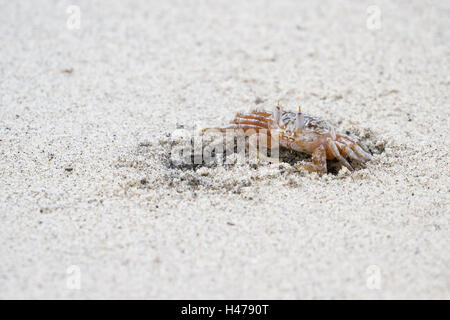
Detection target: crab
<box><xmin>201</xmin><ymin>102</ymin><xmax>372</xmax><ymax>174</ymax></box>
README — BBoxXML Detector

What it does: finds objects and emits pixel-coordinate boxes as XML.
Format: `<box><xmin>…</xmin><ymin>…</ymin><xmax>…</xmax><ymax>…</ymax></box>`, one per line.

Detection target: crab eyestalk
<box><xmin>273</xmin><ymin>105</ymin><xmax>281</xmax><ymax>126</ymax></box>
<box><xmin>330</xmin><ymin>127</ymin><xmax>336</xmax><ymax>140</ymax></box>
<box><xmin>294</xmin><ymin>105</ymin><xmax>305</xmax><ymax>130</ymax></box>
<box><xmin>274</xmin><ymin>101</ymin><xmax>285</xmax><ymax>127</ymax></box>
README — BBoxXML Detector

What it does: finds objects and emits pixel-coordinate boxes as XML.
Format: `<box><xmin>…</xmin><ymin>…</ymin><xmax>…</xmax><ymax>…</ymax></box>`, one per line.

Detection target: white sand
<box><xmin>0</xmin><ymin>0</ymin><xmax>449</xmax><ymax>299</ymax></box>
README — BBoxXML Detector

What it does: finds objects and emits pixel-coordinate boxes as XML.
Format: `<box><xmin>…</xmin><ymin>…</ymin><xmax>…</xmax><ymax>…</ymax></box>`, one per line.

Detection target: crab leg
<box><xmin>234</xmin><ymin>112</ymin><xmax>270</xmax><ymax>122</ymax></box>
<box><xmin>201</xmin><ymin>123</ymin><xmax>267</xmax><ymax>133</ymax></box>
<box><xmin>338</xmin><ymin>134</ymin><xmax>371</xmax><ymax>153</ymax></box>
<box><xmin>232</xmin><ymin>117</ymin><xmax>269</xmax><ymax>129</ymax></box>
<box><xmin>202</xmin><ymin>112</ymin><xmax>272</xmax><ymax>132</ymax></box>
<box><xmin>250</xmin><ymin>109</ymin><xmax>272</xmax><ymax>117</ymax></box>
<box><xmin>327</xmin><ymin>138</ymin><xmax>354</xmax><ymax>171</ymax></box>
<box><xmin>336</xmin><ymin>142</ymin><xmax>364</xmax><ymax>162</ymax></box>
<box><xmin>344</xmin><ymin>146</ymin><xmax>364</xmax><ymax>162</ymax></box>
<box><xmin>351</xmin><ymin>144</ymin><xmax>372</xmax><ymax>161</ymax></box>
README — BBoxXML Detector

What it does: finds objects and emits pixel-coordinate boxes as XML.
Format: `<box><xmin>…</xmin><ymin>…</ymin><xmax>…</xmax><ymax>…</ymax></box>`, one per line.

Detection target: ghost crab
<box><xmin>201</xmin><ymin>102</ymin><xmax>372</xmax><ymax>174</ymax></box>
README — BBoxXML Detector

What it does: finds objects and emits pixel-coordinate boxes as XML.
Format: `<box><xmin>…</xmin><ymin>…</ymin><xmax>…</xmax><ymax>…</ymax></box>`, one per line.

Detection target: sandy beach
<box><xmin>0</xmin><ymin>0</ymin><xmax>449</xmax><ymax>299</ymax></box>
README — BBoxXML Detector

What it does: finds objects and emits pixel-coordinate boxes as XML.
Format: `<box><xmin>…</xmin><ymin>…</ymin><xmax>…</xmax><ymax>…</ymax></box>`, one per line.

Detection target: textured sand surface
<box><xmin>0</xmin><ymin>0</ymin><xmax>449</xmax><ymax>299</ymax></box>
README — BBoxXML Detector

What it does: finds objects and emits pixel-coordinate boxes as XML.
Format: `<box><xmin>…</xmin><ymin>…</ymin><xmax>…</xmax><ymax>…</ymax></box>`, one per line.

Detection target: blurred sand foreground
<box><xmin>0</xmin><ymin>0</ymin><xmax>448</xmax><ymax>299</ymax></box>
